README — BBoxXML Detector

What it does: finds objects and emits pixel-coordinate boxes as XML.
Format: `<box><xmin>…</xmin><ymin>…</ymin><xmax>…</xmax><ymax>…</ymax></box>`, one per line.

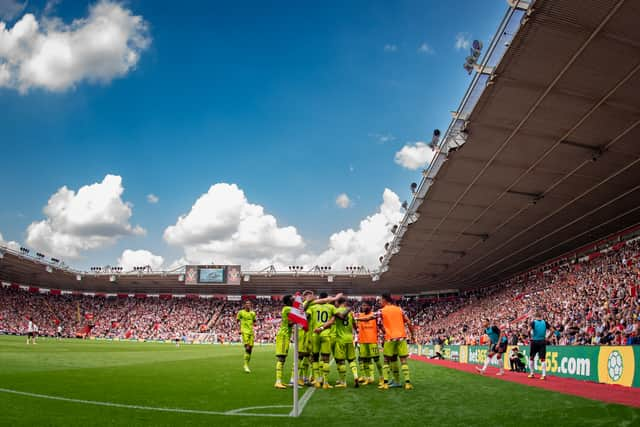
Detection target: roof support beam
<box><xmin>560</xmin><ymin>140</ymin><xmax>604</xmax><ymax>159</ymax></box>
<box><xmin>461</xmin><ymin>232</ymin><xmax>489</xmax><ymax>241</ymax></box>
<box><xmin>442</xmin><ymin>250</ymin><xmax>466</xmax><ymax>257</ymax></box>
<box><xmin>506</xmin><ymin>190</ymin><xmax>544</xmax><ymax>202</ymax></box>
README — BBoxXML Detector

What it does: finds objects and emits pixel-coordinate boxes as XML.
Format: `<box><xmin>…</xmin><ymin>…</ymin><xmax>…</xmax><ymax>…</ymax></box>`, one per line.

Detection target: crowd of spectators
<box><xmin>416</xmin><ymin>239</ymin><xmax>640</xmax><ymax>347</ymax></box>
<box><xmin>1</xmin><ymin>239</ymin><xmax>639</xmax><ymax>346</ymax></box>
<box><xmin>0</xmin><ymin>289</ymin><xmax>285</xmax><ymax>343</ymax></box>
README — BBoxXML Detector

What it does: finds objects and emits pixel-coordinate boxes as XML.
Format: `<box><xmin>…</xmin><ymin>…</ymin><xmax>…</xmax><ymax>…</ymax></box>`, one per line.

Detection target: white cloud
<box><xmin>146</xmin><ymin>193</ymin><xmax>159</xmax><ymax>204</ymax></box>
<box><xmin>384</xmin><ymin>44</ymin><xmax>397</xmax><ymax>52</ymax></box>
<box><xmin>335</xmin><ymin>193</ymin><xmax>352</xmax><ymax>209</ymax></box>
<box><xmin>394</xmin><ymin>142</ymin><xmax>437</xmax><ymax>170</ymax></box>
<box><xmin>369</xmin><ymin>132</ymin><xmax>396</xmax><ymax>144</ymax></box>
<box><xmin>455</xmin><ymin>33</ymin><xmax>470</xmax><ymax>51</ymax></box>
<box><xmin>0</xmin><ymin>0</ymin><xmax>25</xmax><ymax>21</ymax></box>
<box><xmin>118</xmin><ymin>249</ymin><xmax>164</xmax><ymax>271</ymax></box>
<box><xmin>164</xmin><ymin>183</ymin><xmax>305</xmax><ymax>269</ymax></box>
<box><xmin>0</xmin><ymin>231</ymin><xmax>20</xmax><ymax>251</ymax></box>
<box><xmin>25</xmin><ymin>174</ymin><xmax>145</xmax><ymax>258</ymax></box>
<box><xmin>0</xmin><ymin>0</ymin><xmax>150</xmax><ymax>92</ymax></box>
<box><xmin>314</xmin><ymin>189</ymin><xmax>403</xmax><ymax>269</ymax></box>
<box><xmin>44</xmin><ymin>0</ymin><xmax>61</xmax><ymax>16</ymax></box>
<box><xmin>418</xmin><ymin>42</ymin><xmax>434</xmax><ymax>54</ymax></box>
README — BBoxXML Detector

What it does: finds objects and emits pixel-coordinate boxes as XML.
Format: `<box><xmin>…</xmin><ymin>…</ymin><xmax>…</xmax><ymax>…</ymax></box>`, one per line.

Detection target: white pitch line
<box><xmin>225</xmin><ymin>405</ymin><xmax>291</xmax><ymax>415</ymax></box>
<box><xmin>0</xmin><ymin>388</ymin><xmax>289</xmax><ymax>418</ymax></box>
<box><xmin>290</xmin><ymin>387</ymin><xmax>315</xmax><ymax>417</ymax></box>
<box><xmin>289</xmin><ymin>359</ymin><xmax>336</xmax><ymax>417</ymax></box>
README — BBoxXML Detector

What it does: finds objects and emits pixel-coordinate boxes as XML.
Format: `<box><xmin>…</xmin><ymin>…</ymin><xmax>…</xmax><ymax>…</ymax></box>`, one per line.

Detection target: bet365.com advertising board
<box><xmin>410</xmin><ymin>344</ymin><xmax>640</xmax><ymax>387</ymax></box>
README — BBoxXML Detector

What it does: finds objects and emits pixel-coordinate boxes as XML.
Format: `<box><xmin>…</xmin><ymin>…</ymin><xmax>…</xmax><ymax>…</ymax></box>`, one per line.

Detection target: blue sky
<box><xmin>0</xmin><ymin>0</ymin><xmax>505</xmax><ymax>270</ymax></box>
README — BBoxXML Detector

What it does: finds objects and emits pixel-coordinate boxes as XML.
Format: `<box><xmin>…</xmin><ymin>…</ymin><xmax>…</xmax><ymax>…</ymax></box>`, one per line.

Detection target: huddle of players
<box><xmin>236</xmin><ymin>292</ymin><xmax>415</xmax><ymax>390</ymax></box>
<box><xmin>476</xmin><ymin>310</ymin><xmax>553</xmax><ymax>380</ymax></box>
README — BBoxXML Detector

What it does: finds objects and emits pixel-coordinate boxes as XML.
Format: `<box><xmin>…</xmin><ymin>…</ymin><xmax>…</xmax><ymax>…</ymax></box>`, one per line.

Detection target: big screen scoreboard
<box><xmin>184</xmin><ymin>265</ymin><xmax>241</xmax><ymax>285</ymax></box>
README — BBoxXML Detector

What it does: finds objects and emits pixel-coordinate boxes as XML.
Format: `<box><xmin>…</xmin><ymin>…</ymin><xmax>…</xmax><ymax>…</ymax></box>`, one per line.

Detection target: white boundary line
<box><xmin>289</xmin><ymin>359</ymin><xmax>335</xmax><ymax>417</ymax></box>
<box><xmin>290</xmin><ymin>387</ymin><xmax>315</xmax><ymax>417</ymax></box>
<box><xmin>0</xmin><ymin>388</ymin><xmax>290</xmax><ymax>418</ymax></box>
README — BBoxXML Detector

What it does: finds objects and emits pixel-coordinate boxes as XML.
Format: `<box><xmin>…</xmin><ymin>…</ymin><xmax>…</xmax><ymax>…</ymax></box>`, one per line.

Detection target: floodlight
<box><xmin>109</xmin><ymin>275</ymin><xmax>117</xmax><ymax>282</ymax></box>
<box><xmin>45</xmin><ymin>265</ymin><xmax>53</xmax><ymax>273</ymax></box>
<box><xmin>76</xmin><ymin>274</ymin><xmax>82</xmax><ymax>281</ymax></box>
<box><xmin>410</xmin><ymin>182</ymin><xmax>418</xmax><ymax>193</ymax></box>
<box><xmin>402</xmin><ymin>201</ymin><xmax>408</xmax><ymax>210</ymax></box>
<box><xmin>243</xmin><ymin>274</ymin><xmax>250</xmax><ymax>282</ymax></box>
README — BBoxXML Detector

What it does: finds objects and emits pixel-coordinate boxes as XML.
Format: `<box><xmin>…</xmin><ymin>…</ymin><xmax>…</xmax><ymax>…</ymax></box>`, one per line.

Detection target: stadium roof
<box><xmin>2</xmin><ymin>0</ymin><xmax>640</xmax><ymax>295</ymax></box>
<box><xmin>379</xmin><ymin>0</ymin><xmax>640</xmax><ymax>292</ymax></box>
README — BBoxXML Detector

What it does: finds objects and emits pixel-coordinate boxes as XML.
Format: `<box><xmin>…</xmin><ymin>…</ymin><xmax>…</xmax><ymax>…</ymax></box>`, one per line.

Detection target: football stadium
<box><xmin>2</xmin><ymin>0</ymin><xmax>640</xmax><ymax>426</ymax></box>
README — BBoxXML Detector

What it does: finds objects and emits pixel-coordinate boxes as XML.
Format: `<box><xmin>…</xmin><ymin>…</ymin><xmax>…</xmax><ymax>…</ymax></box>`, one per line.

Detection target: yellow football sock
<box><xmin>338</xmin><ymin>363</ymin><xmax>346</xmax><ymax>382</ymax></box>
<box><xmin>392</xmin><ymin>360</ymin><xmax>400</xmax><ymax>383</ymax></box>
<box><xmin>322</xmin><ymin>361</ymin><xmax>331</xmax><ymax>382</ymax></box>
<box><xmin>374</xmin><ymin>357</ymin><xmax>383</xmax><ymax>376</ymax></box>
<box><xmin>349</xmin><ymin>361</ymin><xmax>358</xmax><ymax>380</ymax></box>
<box><xmin>383</xmin><ymin>363</ymin><xmax>390</xmax><ymax>382</ymax></box>
<box><xmin>401</xmin><ymin>362</ymin><xmax>411</xmax><ymax>383</ymax></box>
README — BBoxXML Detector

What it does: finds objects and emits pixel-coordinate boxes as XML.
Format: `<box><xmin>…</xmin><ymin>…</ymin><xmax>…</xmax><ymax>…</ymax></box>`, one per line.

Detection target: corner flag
<box><xmin>289</xmin><ymin>292</ymin><xmax>307</xmax><ymax>417</ymax></box>
<box><xmin>288</xmin><ymin>293</ymin><xmax>308</xmax><ymax>331</ymax></box>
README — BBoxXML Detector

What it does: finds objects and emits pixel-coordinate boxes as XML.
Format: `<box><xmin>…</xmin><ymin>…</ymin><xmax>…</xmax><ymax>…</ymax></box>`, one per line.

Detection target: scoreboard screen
<box><xmin>184</xmin><ymin>265</ymin><xmax>241</xmax><ymax>285</ymax></box>
<box><xmin>198</xmin><ymin>267</ymin><xmax>225</xmax><ymax>283</ymax></box>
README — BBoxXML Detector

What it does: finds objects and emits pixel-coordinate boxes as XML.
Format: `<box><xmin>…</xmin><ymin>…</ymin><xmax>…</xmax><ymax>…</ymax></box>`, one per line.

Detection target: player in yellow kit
<box><xmin>307</xmin><ymin>292</ymin><xmax>343</xmax><ymax>388</ymax></box>
<box><xmin>274</xmin><ymin>295</ymin><xmax>293</xmax><ymax>389</ymax></box>
<box><xmin>289</xmin><ymin>290</ymin><xmax>315</xmax><ymax>387</ymax></box>
<box><xmin>316</xmin><ymin>296</ymin><xmax>359</xmax><ymax>388</ymax></box>
<box><xmin>237</xmin><ymin>300</ymin><xmax>257</xmax><ymax>373</ymax></box>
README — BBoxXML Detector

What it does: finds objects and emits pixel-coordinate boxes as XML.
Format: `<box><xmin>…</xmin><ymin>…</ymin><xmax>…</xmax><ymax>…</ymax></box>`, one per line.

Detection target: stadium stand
<box><xmin>2</xmin><ymin>237</ymin><xmax>638</xmax><ymax>346</ymax></box>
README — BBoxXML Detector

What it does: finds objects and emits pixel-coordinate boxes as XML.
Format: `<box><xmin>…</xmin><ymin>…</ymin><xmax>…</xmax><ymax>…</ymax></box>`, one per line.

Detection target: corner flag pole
<box><xmin>292</xmin><ymin>324</ymin><xmax>299</xmax><ymax>417</ymax></box>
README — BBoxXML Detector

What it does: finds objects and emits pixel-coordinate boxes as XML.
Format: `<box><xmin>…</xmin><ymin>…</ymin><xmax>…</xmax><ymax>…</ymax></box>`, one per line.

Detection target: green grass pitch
<box><xmin>0</xmin><ymin>336</ymin><xmax>638</xmax><ymax>426</ymax></box>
